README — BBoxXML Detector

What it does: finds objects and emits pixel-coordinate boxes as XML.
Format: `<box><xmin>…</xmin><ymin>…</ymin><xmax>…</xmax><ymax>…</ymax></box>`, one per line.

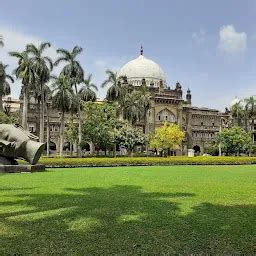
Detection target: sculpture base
<box><xmin>0</xmin><ymin>164</ymin><xmax>45</xmax><ymax>173</ymax></box>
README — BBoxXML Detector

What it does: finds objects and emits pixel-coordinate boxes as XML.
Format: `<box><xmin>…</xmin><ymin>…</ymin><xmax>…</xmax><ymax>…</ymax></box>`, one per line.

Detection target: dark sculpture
<box><xmin>0</xmin><ymin>124</ymin><xmax>45</xmax><ymax>165</ymax></box>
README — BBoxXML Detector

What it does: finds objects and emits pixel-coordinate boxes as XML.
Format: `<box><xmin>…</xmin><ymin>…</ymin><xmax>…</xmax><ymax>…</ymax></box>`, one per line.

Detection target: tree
<box><xmin>244</xmin><ymin>96</ymin><xmax>256</xmax><ymax>132</ymax></box>
<box><xmin>51</xmin><ymin>75</ymin><xmax>74</xmax><ymax>157</ymax></box>
<box><xmin>9</xmin><ymin>51</ymin><xmax>36</xmax><ymax>129</ymax></box>
<box><xmin>231</xmin><ymin>101</ymin><xmax>244</xmax><ymax>127</ymax></box>
<box><xmin>149</xmin><ymin>123</ymin><xmax>184</xmax><ymax>155</ymax></box>
<box><xmin>101</xmin><ymin>70</ymin><xmax>125</xmax><ymax>102</ymax></box>
<box><xmin>217</xmin><ymin>126</ymin><xmax>252</xmax><ymax>156</ymax></box>
<box><xmin>81</xmin><ymin>102</ymin><xmax>118</xmax><ymax>155</ymax></box>
<box><xmin>43</xmin><ymin>84</ymin><xmax>52</xmax><ymax>156</ymax></box>
<box><xmin>79</xmin><ymin>74</ymin><xmax>98</xmax><ymax>102</ymax></box>
<box><xmin>65</xmin><ymin>117</ymin><xmax>78</xmax><ymax>156</ymax></box>
<box><xmin>0</xmin><ymin>111</ymin><xmax>19</xmax><ymax>124</ymax></box>
<box><xmin>122</xmin><ymin>90</ymin><xmax>143</xmax><ymax>125</ymax></box>
<box><xmin>0</xmin><ymin>64</ymin><xmax>14</xmax><ymax>111</ymax></box>
<box><xmin>26</xmin><ymin>42</ymin><xmax>53</xmax><ymax>142</ymax></box>
<box><xmin>55</xmin><ymin>46</ymin><xmax>84</xmax><ymax>156</ymax></box>
<box><xmin>115</xmin><ymin>123</ymin><xmax>147</xmax><ymax>156</ymax></box>
<box><xmin>138</xmin><ymin>82</ymin><xmax>151</xmax><ymax>133</ymax></box>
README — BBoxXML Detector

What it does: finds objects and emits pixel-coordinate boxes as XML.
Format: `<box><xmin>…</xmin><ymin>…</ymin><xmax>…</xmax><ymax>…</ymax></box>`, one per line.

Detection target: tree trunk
<box><xmin>245</xmin><ymin>117</ymin><xmax>248</xmax><ymax>132</ymax></box>
<box><xmin>89</xmin><ymin>142</ymin><xmax>95</xmax><ymax>155</ymax></box>
<box><xmin>22</xmin><ymin>87</ymin><xmax>28</xmax><ymax>130</ymax></box>
<box><xmin>113</xmin><ymin>144</ymin><xmax>116</xmax><ymax>157</ymax></box>
<box><xmin>40</xmin><ymin>90</ymin><xmax>45</xmax><ymax>143</ymax></box>
<box><xmin>46</xmin><ymin>104</ymin><xmax>50</xmax><ymax>156</ymax></box>
<box><xmin>59</xmin><ymin>112</ymin><xmax>65</xmax><ymax>157</ymax></box>
<box><xmin>0</xmin><ymin>95</ymin><xmax>3</xmax><ymax>112</ymax></box>
<box><xmin>127</xmin><ymin>148</ymin><xmax>133</xmax><ymax>157</ymax></box>
<box><xmin>74</xmin><ymin>84</ymin><xmax>82</xmax><ymax>157</ymax></box>
<box><xmin>70</xmin><ymin>143</ymin><xmax>73</xmax><ymax>156</ymax></box>
<box><xmin>78</xmin><ymin>104</ymin><xmax>82</xmax><ymax>157</ymax></box>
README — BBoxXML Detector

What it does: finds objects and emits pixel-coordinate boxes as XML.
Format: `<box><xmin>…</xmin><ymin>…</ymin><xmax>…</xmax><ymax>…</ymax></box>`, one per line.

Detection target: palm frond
<box><xmin>72</xmin><ymin>46</ymin><xmax>83</xmax><ymax>57</ymax></box>
<box><xmin>39</xmin><ymin>42</ymin><xmax>51</xmax><ymax>53</ymax></box>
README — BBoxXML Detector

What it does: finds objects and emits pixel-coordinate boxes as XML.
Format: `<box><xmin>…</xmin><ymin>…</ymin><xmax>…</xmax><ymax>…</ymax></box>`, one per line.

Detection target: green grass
<box><xmin>0</xmin><ymin>166</ymin><xmax>255</xmax><ymax>255</ymax></box>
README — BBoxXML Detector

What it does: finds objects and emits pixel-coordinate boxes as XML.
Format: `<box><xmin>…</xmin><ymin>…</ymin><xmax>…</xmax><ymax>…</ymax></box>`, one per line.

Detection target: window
<box><xmin>201</xmin><ymin>122</ymin><xmax>203</xmax><ymax>126</ymax></box>
<box><xmin>156</xmin><ymin>109</ymin><xmax>176</xmax><ymax>123</ymax></box>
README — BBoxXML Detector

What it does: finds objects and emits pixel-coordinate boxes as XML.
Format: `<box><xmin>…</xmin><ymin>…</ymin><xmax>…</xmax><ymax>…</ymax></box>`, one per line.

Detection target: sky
<box><xmin>1</xmin><ymin>0</ymin><xmax>256</xmax><ymax>111</ymax></box>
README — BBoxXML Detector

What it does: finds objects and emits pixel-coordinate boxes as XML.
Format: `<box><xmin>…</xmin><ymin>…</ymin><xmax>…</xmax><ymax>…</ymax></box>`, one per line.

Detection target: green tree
<box><xmin>0</xmin><ymin>64</ymin><xmax>14</xmax><ymax>111</ymax></box>
<box><xmin>149</xmin><ymin>122</ymin><xmax>184</xmax><ymax>155</ymax></box>
<box><xmin>231</xmin><ymin>101</ymin><xmax>244</xmax><ymax>127</ymax></box>
<box><xmin>122</xmin><ymin>90</ymin><xmax>143</xmax><ymax>125</ymax></box>
<box><xmin>81</xmin><ymin>102</ymin><xmax>118</xmax><ymax>155</ymax></box>
<box><xmin>0</xmin><ymin>111</ymin><xmax>19</xmax><ymax>124</ymax></box>
<box><xmin>55</xmin><ymin>46</ymin><xmax>84</xmax><ymax>156</ymax></box>
<box><xmin>65</xmin><ymin>117</ymin><xmax>78</xmax><ymax>156</ymax></box>
<box><xmin>138</xmin><ymin>82</ymin><xmax>151</xmax><ymax>133</ymax></box>
<box><xmin>244</xmin><ymin>96</ymin><xmax>256</xmax><ymax>132</ymax></box>
<box><xmin>217</xmin><ymin>126</ymin><xmax>252</xmax><ymax>155</ymax></box>
<box><xmin>79</xmin><ymin>74</ymin><xmax>98</xmax><ymax>102</ymax></box>
<box><xmin>115</xmin><ymin>124</ymin><xmax>147</xmax><ymax>156</ymax></box>
<box><xmin>43</xmin><ymin>84</ymin><xmax>52</xmax><ymax>156</ymax></box>
<box><xmin>101</xmin><ymin>70</ymin><xmax>124</xmax><ymax>102</ymax></box>
<box><xmin>26</xmin><ymin>42</ymin><xmax>53</xmax><ymax>142</ymax></box>
<box><xmin>51</xmin><ymin>75</ymin><xmax>74</xmax><ymax>157</ymax></box>
<box><xmin>9</xmin><ymin>50</ymin><xmax>36</xmax><ymax>129</ymax></box>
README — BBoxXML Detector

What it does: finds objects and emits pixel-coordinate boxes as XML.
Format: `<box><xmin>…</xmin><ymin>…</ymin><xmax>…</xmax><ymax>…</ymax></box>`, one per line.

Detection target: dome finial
<box><xmin>140</xmin><ymin>45</ymin><xmax>143</xmax><ymax>55</ymax></box>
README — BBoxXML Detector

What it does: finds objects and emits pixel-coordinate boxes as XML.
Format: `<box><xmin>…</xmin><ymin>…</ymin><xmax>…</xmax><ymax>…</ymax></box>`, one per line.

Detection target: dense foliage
<box><xmin>36</xmin><ymin>156</ymin><xmax>256</xmax><ymax>167</ymax></box>
<box><xmin>217</xmin><ymin>126</ymin><xmax>252</xmax><ymax>155</ymax></box>
<box><xmin>149</xmin><ymin>123</ymin><xmax>184</xmax><ymax>152</ymax></box>
<box><xmin>81</xmin><ymin>102</ymin><xmax>119</xmax><ymax>153</ymax></box>
<box><xmin>114</xmin><ymin>124</ymin><xmax>147</xmax><ymax>155</ymax></box>
<box><xmin>0</xmin><ymin>111</ymin><xmax>19</xmax><ymax>124</ymax></box>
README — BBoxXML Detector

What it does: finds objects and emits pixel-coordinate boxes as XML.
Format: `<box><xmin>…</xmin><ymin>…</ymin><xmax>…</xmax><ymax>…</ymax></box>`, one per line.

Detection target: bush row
<box><xmin>38</xmin><ymin>156</ymin><xmax>256</xmax><ymax>168</ymax></box>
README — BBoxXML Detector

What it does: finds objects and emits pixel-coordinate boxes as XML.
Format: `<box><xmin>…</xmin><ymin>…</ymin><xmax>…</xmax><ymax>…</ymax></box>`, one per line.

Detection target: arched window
<box><xmin>156</xmin><ymin>109</ymin><xmax>176</xmax><ymax>123</ymax></box>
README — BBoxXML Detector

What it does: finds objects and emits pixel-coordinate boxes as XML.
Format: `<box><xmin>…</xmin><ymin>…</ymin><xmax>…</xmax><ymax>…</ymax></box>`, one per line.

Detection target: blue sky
<box><xmin>1</xmin><ymin>0</ymin><xmax>256</xmax><ymax>110</ymax></box>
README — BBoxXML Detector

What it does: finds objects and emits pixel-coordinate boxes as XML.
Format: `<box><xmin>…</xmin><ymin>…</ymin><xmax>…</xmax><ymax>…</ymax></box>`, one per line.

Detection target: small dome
<box><xmin>117</xmin><ymin>54</ymin><xmax>167</xmax><ymax>87</ymax></box>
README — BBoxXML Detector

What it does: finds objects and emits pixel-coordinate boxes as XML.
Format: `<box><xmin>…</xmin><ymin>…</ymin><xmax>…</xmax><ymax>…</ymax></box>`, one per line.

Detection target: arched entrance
<box><xmin>81</xmin><ymin>142</ymin><xmax>90</xmax><ymax>151</ymax></box>
<box><xmin>193</xmin><ymin>145</ymin><xmax>201</xmax><ymax>155</ymax></box>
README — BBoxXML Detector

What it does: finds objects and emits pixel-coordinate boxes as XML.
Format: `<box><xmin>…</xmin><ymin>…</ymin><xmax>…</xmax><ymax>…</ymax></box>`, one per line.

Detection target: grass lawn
<box><xmin>0</xmin><ymin>166</ymin><xmax>255</xmax><ymax>255</ymax></box>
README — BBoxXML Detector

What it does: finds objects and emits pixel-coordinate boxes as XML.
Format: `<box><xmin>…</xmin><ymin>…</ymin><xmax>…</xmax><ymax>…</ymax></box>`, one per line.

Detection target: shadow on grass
<box><xmin>0</xmin><ymin>185</ymin><xmax>255</xmax><ymax>255</ymax></box>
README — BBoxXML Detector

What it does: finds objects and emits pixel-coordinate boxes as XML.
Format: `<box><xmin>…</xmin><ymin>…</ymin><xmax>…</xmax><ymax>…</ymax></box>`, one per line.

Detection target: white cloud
<box><xmin>192</xmin><ymin>29</ymin><xmax>206</xmax><ymax>45</ymax></box>
<box><xmin>218</xmin><ymin>25</ymin><xmax>247</xmax><ymax>53</ymax></box>
<box><xmin>0</xmin><ymin>26</ymin><xmax>59</xmax><ymax>98</ymax></box>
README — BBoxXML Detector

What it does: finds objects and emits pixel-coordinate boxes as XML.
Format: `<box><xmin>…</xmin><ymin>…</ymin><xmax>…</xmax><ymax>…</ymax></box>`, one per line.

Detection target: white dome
<box><xmin>117</xmin><ymin>54</ymin><xmax>167</xmax><ymax>87</ymax></box>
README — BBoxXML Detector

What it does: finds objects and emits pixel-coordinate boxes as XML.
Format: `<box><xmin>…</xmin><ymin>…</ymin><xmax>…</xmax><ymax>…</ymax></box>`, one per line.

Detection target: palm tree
<box><xmin>42</xmin><ymin>84</ymin><xmax>52</xmax><ymax>156</ymax></box>
<box><xmin>51</xmin><ymin>75</ymin><xmax>74</xmax><ymax>157</ymax></box>
<box><xmin>9</xmin><ymin>51</ymin><xmax>36</xmax><ymax>129</ymax></box>
<box><xmin>101</xmin><ymin>70</ymin><xmax>125</xmax><ymax>102</ymax></box>
<box><xmin>245</xmin><ymin>96</ymin><xmax>256</xmax><ymax>132</ymax></box>
<box><xmin>122</xmin><ymin>90</ymin><xmax>143</xmax><ymax>125</ymax></box>
<box><xmin>54</xmin><ymin>46</ymin><xmax>84</xmax><ymax>156</ymax></box>
<box><xmin>0</xmin><ymin>35</ymin><xmax>4</xmax><ymax>47</ymax></box>
<box><xmin>231</xmin><ymin>101</ymin><xmax>244</xmax><ymax>127</ymax></box>
<box><xmin>139</xmin><ymin>82</ymin><xmax>152</xmax><ymax>133</ymax></box>
<box><xmin>26</xmin><ymin>42</ymin><xmax>53</xmax><ymax>142</ymax></box>
<box><xmin>79</xmin><ymin>74</ymin><xmax>98</xmax><ymax>102</ymax></box>
<box><xmin>0</xmin><ymin>64</ymin><xmax>14</xmax><ymax>111</ymax></box>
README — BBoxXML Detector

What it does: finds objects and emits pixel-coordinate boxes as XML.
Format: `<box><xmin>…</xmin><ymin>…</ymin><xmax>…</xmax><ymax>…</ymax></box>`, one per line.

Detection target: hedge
<box><xmin>36</xmin><ymin>156</ymin><xmax>256</xmax><ymax>168</ymax></box>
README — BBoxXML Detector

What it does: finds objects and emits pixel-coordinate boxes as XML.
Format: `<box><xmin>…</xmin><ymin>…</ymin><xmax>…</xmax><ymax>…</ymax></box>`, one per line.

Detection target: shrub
<box><xmin>37</xmin><ymin>156</ymin><xmax>256</xmax><ymax>168</ymax></box>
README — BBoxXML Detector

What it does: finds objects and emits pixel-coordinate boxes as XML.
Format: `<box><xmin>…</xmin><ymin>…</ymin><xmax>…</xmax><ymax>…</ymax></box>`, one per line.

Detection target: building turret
<box><xmin>186</xmin><ymin>88</ymin><xmax>192</xmax><ymax>105</ymax></box>
<box><xmin>175</xmin><ymin>82</ymin><xmax>182</xmax><ymax>99</ymax></box>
